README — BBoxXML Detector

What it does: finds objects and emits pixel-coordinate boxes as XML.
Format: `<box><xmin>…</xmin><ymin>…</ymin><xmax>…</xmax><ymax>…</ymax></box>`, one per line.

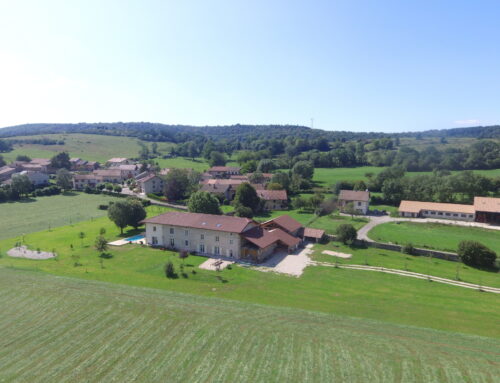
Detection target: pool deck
<box><xmin>108</xmin><ymin>236</ymin><xmax>146</xmax><ymax>246</ymax></box>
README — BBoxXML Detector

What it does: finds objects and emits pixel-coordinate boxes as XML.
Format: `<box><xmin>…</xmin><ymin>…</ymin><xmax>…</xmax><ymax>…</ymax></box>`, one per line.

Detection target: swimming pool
<box><xmin>125</xmin><ymin>234</ymin><xmax>145</xmax><ymax>242</ymax></box>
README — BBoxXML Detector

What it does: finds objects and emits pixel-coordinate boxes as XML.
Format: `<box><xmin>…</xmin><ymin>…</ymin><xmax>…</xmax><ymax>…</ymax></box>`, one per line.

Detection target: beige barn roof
<box><xmin>474</xmin><ymin>197</ymin><xmax>500</xmax><ymax>213</ymax></box>
<box><xmin>398</xmin><ymin>200</ymin><xmax>475</xmax><ymax>214</ymax></box>
<box><xmin>339</xmin><ymin>190</ymin><xmax>370</xmax><ymax>202</ymax></box>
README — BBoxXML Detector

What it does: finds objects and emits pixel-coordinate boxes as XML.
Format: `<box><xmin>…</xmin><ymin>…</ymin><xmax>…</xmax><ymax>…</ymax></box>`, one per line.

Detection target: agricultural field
<box><xmin>0</xmin><ymin>212</ymin><xmax>499</xmax><ymax>337</ymax></box>
<box><xmin>1</xmin><ymin>269</ymin><xmax>498</xmax><ymax>383</ymax></box>
<box><xmin>2</xmin><ymin>133</ymin><xmax>171</xmax><ymax>163</ymax></box>
<box><xmin>368</xmin><ymin>221</ymin><xmax>500</xmax><ymax>254</ymax></box>
<box><xmin>0</xmin><ymin>192</ymin><xmax>121</xmax><ymax>240</ymax></box>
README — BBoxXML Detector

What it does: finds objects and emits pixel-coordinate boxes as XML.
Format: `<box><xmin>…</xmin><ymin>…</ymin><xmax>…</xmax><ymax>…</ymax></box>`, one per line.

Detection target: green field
<box><xmin>313</xmin><ymin>167</ymin><xmax>500</xmax><ymax>189</ymax></box>
<box><xmin>0</xmin><ymin>211</ymin><xmax>499</xmax><ymax>337</ymax></box>
<box><xmin>368</xmin><ymin>222</ymin><xmax>500</xmax><ymax>254</ymax></box>
<box><xmin>0</xmin><ymin>193</ymin><xmax>121</xmax><ymax>240</ymax></box>
<box><xmin>308</xmin><ymin>214</ymin><xmax>368</xmax><ymax>234</ymax></box>
<box><xmin>1</xmin><ymin>269</ymin><xmax>498</xmax><ymax>382</ymax></box>
<box><xmin>2</xmin><ymin>133</ymin><xmax>161</xmax><ymax>163</ymax></box>
<box><xmin>155</xmin><ymin>156</ymin><xmax>210</xmax><ymax>172</ymax></box>
<box><xmin>312</xmin><ymin>241</ymin><xmax>500</xmax><ymax>288</ymax></box>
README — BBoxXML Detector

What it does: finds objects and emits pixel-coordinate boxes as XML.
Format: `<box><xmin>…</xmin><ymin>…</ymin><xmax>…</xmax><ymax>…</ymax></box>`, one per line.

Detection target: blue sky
<box><xmin>0</xmin><ymin>0</ymin><xmax>499</xmax><ymax>132</ymax></box>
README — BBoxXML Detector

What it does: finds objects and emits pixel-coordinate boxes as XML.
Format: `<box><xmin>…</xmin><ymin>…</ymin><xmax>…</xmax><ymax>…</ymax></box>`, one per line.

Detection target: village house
<box><xmin>72</xmin><ymin>174</ymin><xmax>100</xmax><ymax>190</ymax></box>
<box><xmin>19</xmin><ymin>170</ymin><xmax>49</xmax><ymax>186</ymax></box>
<box><xmin>207</xmin><ymin>166</ymin><xmax>241</xmax><ymax>178</ymax></box>
<box><xmin>398</xmin><ymin>196</ymin><xmax>500</xmax><ymax>224</ymax></box>
<box><xmin>93</xmin><ymin>169</ymin><xmax>124</xmax><ymax>184</ymax></box>
<box><xmin>106</xmin><ymin>157</ymin><xmax>130</xmax><ymax>167</ymax></box>
<box><xmin>138</xmin><ymin>174</ymin><xmax>164</xmax><ymax>194</ymax></box>
<box><xmin>338</xmin><ymin>190</ymin><xmax>370</xmax><ymax>215</ymax></box>
<box><xmin>70</xmin><ymin>158</ymin><xmax>99</xmax><ymax>171</ymax></box>
<box><xmin>257</xmin><ymin>189</ymin><xmax>288</xmax><ymax>210</ymax></box>
<box><xmin>0</xmin><ymin>166</ymin><xmax>16</xmax><ymax>182</ymax></box>
<box><xmin>117</xmin><ymin>164</ymin><xmax>140</xmax><ymax>179</ymax></box>
<box><xmin>142</xmin><ymin>211</ymin><xmax>315</xmax><ymax>263</ymax></box>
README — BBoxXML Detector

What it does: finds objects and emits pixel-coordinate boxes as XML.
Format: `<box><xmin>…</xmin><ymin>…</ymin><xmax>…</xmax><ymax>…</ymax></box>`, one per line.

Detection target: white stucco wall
<box><xmin>145</xmin><ymin>223</ymin><xmax>247</xmax><ymax>259</ymax></box>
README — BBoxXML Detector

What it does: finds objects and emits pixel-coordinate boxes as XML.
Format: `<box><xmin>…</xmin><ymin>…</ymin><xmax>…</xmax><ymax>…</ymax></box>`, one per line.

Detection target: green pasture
<box><xmin>0</xmin><ymin>192</ymin><xmax>121</xmax><ymax>240</ymax></box>
<box><xmin>368</xmin><ymin>221</ymin><xmax>500</xmax><ymax>254</ymax></box>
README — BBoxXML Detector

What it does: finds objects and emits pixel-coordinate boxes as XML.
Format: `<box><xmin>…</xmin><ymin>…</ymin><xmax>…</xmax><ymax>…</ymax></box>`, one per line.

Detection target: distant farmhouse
<box><xmin>207</xmin><ymin>166</ymin><xmax>241</xmax><ymax>178</ymax></box>
<box><xmin>141</xmin><ymin>211</ymin><xmax>324</xmax><ymax>263</ymax></box>
<box><xmin>257</xmin><ymin>189</ymin><xmax>288</xmax><ymax>210</ymax></box>
<box><xmin>338</xmin><ymin>190</ymin><xmax>370</xmax><ymax>215</ymax></box>
<box><xmin>398</xmin><ymin>196</ymin><xmax>500</xmax><ymax>224</ymax></box>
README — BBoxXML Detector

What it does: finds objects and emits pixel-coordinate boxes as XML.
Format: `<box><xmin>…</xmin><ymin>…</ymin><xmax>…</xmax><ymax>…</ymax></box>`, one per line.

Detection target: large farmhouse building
<box><xmin>141</xmin><ymin>211</ymin><xmax>313</xmax><ymax>262</ymax></box>
<box><xmin>398</xmin><ymin>196</ymin><xmax>500</xmax><ymax>224</ymax></box>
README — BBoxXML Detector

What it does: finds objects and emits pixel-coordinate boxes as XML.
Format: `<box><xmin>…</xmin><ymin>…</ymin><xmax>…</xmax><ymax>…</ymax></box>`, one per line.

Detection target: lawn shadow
<box><xmin>99</xmin><ymin>252</ymin><xmax>113</xmax><ymax>259</ymax></box>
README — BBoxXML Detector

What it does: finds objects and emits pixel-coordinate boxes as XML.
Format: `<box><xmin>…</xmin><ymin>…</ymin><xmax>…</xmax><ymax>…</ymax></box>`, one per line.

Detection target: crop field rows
<box><xmin>0</xmin><ymin>269</ymin><xmax>498</xmax><ymax>383</ymax></box>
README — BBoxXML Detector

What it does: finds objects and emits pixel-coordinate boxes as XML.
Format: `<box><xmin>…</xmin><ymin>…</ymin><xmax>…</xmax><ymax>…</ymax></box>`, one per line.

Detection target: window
<box><xmin>460</xmin><ymin>214</ymin><xmax>466</xmax><ymax>218</ymax></box>
<box><xmin>185</xmin><ymin>240</ymin><xmax>189</xmax><ymax>246</ymax></box>
<box><xmin>214</xmin><ymin>246</ymin><xmax>220</xmax><ymax>255</ymax></box>
<box><xmin>169</xmin><ymin>228</ymin><xmax>174</xmax><ymax>234</ymax></box>
<box><xmin>357</xmin><ymin>201</ymin><xmax>362</xmax><ymax>206</ymax></box>
<box><xmin>453</xmin><ymin>213</ymin><xmax>458</xmax><ymax>217</ymax></box>
<box><xmin>229</xmin><ymin>249</ymin><xmax>233</xmax><ymax>257</ymax></box>
<box><xmin>200</xmin><ymin>234</ymin><xmax>204</xmax><ymax>240</ymax></box>
<box><xmin>229</xmin><ymin>239</ymin><xmax>233</xmax><ymax>245</ymax></box>
<box><xmin>438</xmin><ymin>212</ymin><xmax>443</xmax><ymax>216</ymax></box>
<box><xmin>215</xmin><ymin>236</ymin><xmax>219</xmax><ymax>242</ymax></box>
<box><xmin>199</xmin><ymin>244</ymin><xmax>205</xmax><ymax>253</ymax></box>
<box><xmin>153</xmin><ymin>226</ymin><xmax>157</xmax><ymax>232</ymax></box>
<box><xmin>445</xmin><ymin>213</ymin><xmax>450</xmax><ymax>216</ymax></box>
<box><xmin>185</xmin><ymin>230</ymin><xmax>189</xmax><ymax>236</ymax></box>
<box><xmin>170</xmin><ymin>238</ymin><xmax>175</xmax><ymax>247</ymax></box>
<box><xmin>152</xmin><ymin>236</ymin><xmax>158</xmax><ymax>245</ymax></box>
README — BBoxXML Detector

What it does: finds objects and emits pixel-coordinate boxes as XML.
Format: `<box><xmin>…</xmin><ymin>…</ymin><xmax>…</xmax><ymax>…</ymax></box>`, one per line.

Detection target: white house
<box><xmin>138</xmin><ymin>174</ymin><xmax>164</xmax><ymax>194</ymax></box>
<box><xmin>338</xmin><ymin>190</ymin><xmax>370</xmax><ymax>215</ymax></box>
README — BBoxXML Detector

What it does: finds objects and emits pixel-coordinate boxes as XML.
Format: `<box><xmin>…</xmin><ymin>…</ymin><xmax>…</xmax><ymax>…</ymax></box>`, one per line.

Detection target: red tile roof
<box><xmin>141</xmin><ymin>211</ymin><xmax>254</xmax><ymax>233</ymax></box>
<box><xmin>474</xmin><ymin>197</ymin><xmax>500</xmax><ymax>213</ymax></box>
<box><xmin>338</xmin><ymin>190</ymin><xmax>370</xmax><ymax>202</ymax></box>
<box><xmin>242</xmin><ymin>227</ymin><xmax>300</xmax><ymax>249</ymax></box>
<box><xmin>265</xmin><ymin>215</ymin><xmax>303</xmax><ymax>233</ymax></box>
<box><xmin>257</xmin><ymin>189</ymin><xmax>287</xmax><ymax>201</ymax></box>
<box><xmin>208</xmin><ymin>166</ymin><xmax>241</xmax><ymax>172</ymax></box>
<box><xmin>304</xmin><ymin>227</ymin><xmax>325</xmax><ymax>239</ymax></box>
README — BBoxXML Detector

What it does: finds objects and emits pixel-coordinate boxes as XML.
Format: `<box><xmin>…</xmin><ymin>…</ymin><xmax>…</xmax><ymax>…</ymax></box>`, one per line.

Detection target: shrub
<box><xmin>98</xmin><ymin>204</ymin><xmax>109</xmax><ymax>210</ymax></box>
<box><xmin>113</xmin><ymin>185</ymin><xmax>122</xmax><ymax>193</ymax></box>
<box><xmin>164</xmin><ymin>261</ymin><xmax>176</xmax><ymax>278</ymax></box>
<box><xmin>402</xmin><ymin>243</ymin><xmax>415</xmax><ymax>255</ymax></box>
<box><xmin>335</xmin><ymin>224</ymin><xmax>357</xmax><ymax>245</ymax></box>
<box><xmin>457</xmin><ymin>241</ymin><xmax>497</xmax><ymax>269</ymax></box>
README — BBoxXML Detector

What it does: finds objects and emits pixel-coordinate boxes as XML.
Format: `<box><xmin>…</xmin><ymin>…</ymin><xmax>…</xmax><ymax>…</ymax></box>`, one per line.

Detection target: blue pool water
<box><xmin>125</xmin><ymin>234</ymin><xmax>145</xmax><ymax>241</ymax></box>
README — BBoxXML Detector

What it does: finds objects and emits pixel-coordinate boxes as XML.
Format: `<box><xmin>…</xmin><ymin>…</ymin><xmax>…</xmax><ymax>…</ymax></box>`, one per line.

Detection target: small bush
<box><xmin>457</xmin><ymin>240</ymin><xmax>497</xmax><ymax>269</ymax></box>
<box><xmin>335</xmin><ymin>224</ymin><xmax>357</xmax><ymax>245</ymax></box>
<box><xmin>401</xmin><ymin>243</ymin><xmax>415</xmax><ymax>255</ymax></box>
<box><xmin>98</xmin><ymin>204</ymin><xmax>109</xmax><ymax>210</ymax></box>
<box><xmin>164</xmin><ymin>261</ymin><xmax>176</xmax><ymax>278</ymax></box>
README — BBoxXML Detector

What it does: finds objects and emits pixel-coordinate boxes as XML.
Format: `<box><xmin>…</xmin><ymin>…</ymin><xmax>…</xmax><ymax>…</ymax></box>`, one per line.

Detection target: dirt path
<box><xmin>313</xmin><ymin>262</ymin><xmax>500</xmax><ymax>293</ymax></box>
<box><xmin>356</xmin><ymin>215</ymin><xmax>500</xmax><ymax>242</ymax></box>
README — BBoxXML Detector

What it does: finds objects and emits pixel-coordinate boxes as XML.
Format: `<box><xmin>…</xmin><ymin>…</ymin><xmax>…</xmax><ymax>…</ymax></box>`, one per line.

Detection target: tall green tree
<box><xmin>188</xmin><ymin>191</ymin><xmax>222</xmax><ymax>215</ymax></box>
<box><xmin>50</xmin><ymin>152</ymin><xmax>71</xmax><ymax>169</ymax></box>
<box><xmin>108</xmin><ymin>201</ymin><xmax>130</xmax><ymax>234</ymax></box>
<box><xmin>11</xmin><ymin>174</ymin><xmax>32</xmax><ymax>198</ymax></box>
<box><xmin>56</xmin><ymin>168</ymin><xmax>73</xmax><ymax>190</ymax></box>
<box><xmin>234</xmin><ymin>183</ymin><xmax>260</xmax><ymax>213</ymax></box>
<box><xmin>208</xmin><ymin>151</ymin><xmax>227</xmax><ymax>167</ymax></box>
<box><xmin>126</xmin><ymin>199</ymin><xmax>147</xmax><ymax>229</ymax></box>
<box><xmin>163</xmin><ymin>168</ymin><xmax>192</xmax><ymax>201</ymax></box>
<box><xmin>292</xmin><ymin>161</ymin><xmax>314</xmax><ymax>179</ymax></box>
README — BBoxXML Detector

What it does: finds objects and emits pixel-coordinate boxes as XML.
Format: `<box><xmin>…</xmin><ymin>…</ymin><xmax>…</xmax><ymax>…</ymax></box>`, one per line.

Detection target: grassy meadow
<box><xmin>0</xmin><ymin>210</ymin><xmax>499</xmax><ymax>337</ymax></box>
<box><xmin>2</xmin><ymin>133</ymin><xmax>158</xmax><ymax>163</ymax></box>
<box><xmin>368</xmin><ymin>222</ymin><xmax>500</xmax><ymax>254</ymax></box>
<box><xmin>0</xmin><ymin>192</ymin><xmax>121</xmax><ymax>240</ymax></box>
<box><xmin>2</xmin><ymin>269</ymin><xmax>498</xmax><ymax>383</ymax></box>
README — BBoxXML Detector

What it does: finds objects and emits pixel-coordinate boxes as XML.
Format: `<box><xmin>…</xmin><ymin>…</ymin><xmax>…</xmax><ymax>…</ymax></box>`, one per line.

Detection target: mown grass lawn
<box><xmin>368</xmin><ymin>221</ymin><xmax>500</xmax><ymax>254</ymax></box>
<box><xmin>311</xmin><ymin>241</ymin><xmax>500</xmax><ymax>288</ymax></box>
<box><xmin>308</xmin><ymin>214</ymin><xmax>368</xmax><ymax>234</ymax></box>
<box><xmin>0</xmin><ymin>192</ymin><xmax>123</xmax><ymax>240</ymax></box>
<box><xmin>2</xmin><ymin>268</ymin><xmax>498</xmax><ymax>383</ymax></box>
<box><xmin>0</xmin><ymin>211</ymin><xmax>498</xmax><ymax>338</ymax></box>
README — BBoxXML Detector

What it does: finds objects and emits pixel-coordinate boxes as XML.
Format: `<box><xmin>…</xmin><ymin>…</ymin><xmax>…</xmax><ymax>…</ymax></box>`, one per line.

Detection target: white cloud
<box><xmin>454</xmin><ymin>119</ymin><xmax>480</xmax><ymax>126</ymax></box>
